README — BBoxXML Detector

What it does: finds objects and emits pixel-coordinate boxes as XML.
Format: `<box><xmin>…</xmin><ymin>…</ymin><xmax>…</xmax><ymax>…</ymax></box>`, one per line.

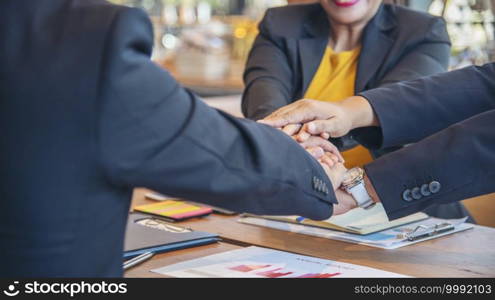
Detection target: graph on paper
<box><xmin>228</xmin><ymin>264</ymin><xmax>341</xmax><ymax>278</ymax></box>
<box><xmin>152</xmin><ymin>246</ymin><xmax>408</xmax><ymax>278</ymax></box>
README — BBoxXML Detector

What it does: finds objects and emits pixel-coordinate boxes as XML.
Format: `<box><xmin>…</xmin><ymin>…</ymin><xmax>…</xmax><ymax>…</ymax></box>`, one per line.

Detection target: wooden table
<box><xmin>126</xmin><ymin>188</ymin><xmax>495</xmax><ymax>278</ymax></box>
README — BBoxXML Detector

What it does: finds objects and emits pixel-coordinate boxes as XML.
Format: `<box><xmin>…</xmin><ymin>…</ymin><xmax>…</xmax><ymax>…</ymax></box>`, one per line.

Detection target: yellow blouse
<box><xmin>304</xmin><ymin>46</ymin><xmax>372</xmax><ymax>168</ymax></box>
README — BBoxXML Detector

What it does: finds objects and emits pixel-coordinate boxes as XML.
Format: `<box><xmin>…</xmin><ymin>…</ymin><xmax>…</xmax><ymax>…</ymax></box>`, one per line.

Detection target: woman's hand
<box><xmin>259</xmin><ymin>96</ymin><xmax>378</xmax><ymax>141</ymax></box>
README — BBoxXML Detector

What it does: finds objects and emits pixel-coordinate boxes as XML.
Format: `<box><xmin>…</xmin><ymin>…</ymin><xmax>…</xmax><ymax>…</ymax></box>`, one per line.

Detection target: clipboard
<box><xmin>403</xmin><ymin>221</ymin><xmax>456</xmax><ymax>241</ymax></box>
<box><xmin>237</xmin><ymin>216</ymin><xmax>474</xmax><ymax>249</ymax></box>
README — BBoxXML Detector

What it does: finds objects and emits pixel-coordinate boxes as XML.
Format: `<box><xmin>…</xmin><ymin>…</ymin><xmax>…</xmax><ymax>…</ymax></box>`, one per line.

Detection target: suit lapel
<box><xmin>297</xmin><ymin>4</ymin><xmax>397</xmax><ymax>94</ymax></box>
<box><xmin>355</xmin><ymin>6</ymin><xmax>396</xmax><ymax>92</ymax></box>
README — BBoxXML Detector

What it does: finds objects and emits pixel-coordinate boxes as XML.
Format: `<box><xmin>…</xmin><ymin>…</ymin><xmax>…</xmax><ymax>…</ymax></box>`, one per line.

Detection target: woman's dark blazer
<box><xmin>242</xmin><ymin>3</ymin><xmax>451</xmax><ymax>156</ymax></box>
<box><xmin>242</xmin><ymin>3</ymin><xmax>474</xmax><ymax>221</ymax></box>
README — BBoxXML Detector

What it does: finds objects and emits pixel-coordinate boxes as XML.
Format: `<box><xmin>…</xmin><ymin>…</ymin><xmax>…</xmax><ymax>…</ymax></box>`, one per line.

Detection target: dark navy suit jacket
<box><xmin>358</xmin><ymin>63</ymin><xmax>495</xmax><ymax>220</ymax></box>
<box><xmin>0</xmin><ymin>0</ymin><xmax>335</xmax><ymax>277</ymax></box>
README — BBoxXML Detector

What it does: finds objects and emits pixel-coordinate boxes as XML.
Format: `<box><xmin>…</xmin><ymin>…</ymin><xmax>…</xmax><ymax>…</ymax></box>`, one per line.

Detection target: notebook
<box><xmin>134</xmin><ymin>199</ymin><xmax>212</xmax><ymax>222</ymax></box>
<box><xmin>124</xmin><ymin>212</ymin><xmax>219</xmax><ymax>258</ymax></box>
<box><xmin>244</xmin><ymin>203</ymin><xmax>428</xmax><ymax>235</ymax></box>
<box><xmin>144</xmin><ymin>192</ymin><xmax>237</xmax><ymax>215</ymax></box>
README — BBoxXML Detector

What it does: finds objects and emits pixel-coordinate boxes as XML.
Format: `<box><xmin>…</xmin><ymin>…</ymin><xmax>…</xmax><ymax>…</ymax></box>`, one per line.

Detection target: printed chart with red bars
<box><xmin>255</xmin><ymin>268</ymin><xmax>293</xmax><ymax>278</ymax></box>
<box><xmin>228</xmin><ymin>264</ymin><xmax>342</xmax><ymax>278</ymax></box>
<box><xmin>152</xmin><ymin>246</ymin><xmax>408</xmax><ymax>278</ymax></box>
<box><xmin>296</xmin><ymin>272</ymin><xmax>341</xmax><ymax>278</ymax></box>
<box><xmin>229</xmin><ymin>264</ymin><xmax>271</xmax><ymax>272</ymax></box>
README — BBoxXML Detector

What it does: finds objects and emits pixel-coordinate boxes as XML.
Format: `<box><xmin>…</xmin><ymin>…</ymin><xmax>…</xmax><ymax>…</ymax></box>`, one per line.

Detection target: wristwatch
<box><xmin>341</xmin><ymin>167</ymin><xmax>375</xmax><ymax>209</ymax></box>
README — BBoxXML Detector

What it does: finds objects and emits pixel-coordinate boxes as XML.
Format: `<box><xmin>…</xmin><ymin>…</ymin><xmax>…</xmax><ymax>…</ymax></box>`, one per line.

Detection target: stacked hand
<box><xmin>276</xmin><ymin>124</ymin><xmax>347</xmax><ymax>190</ymax></box>
<box><xmin>261</xmin><ymin>100</ymin><xmax>354</xmax><ymax>141</ymax></box>
<box><xmin>259</xmin><ymin>96</ymin><xmax>379</xmax><ymax>215</ymax></box>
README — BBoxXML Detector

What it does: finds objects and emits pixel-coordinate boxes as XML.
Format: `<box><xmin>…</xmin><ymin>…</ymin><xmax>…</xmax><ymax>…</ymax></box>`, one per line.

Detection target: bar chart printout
<box><xmin>152</xmin><ymin>246</ymin><xmax>408</xmax><ymax>278</ymax></box>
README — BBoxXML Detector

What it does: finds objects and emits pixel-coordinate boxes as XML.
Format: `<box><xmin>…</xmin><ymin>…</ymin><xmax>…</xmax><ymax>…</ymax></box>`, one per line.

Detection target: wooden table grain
<box><xmin>130</xmin><ymin>188</ymin><xmax>495</xmax><ymax>278</ymax></box>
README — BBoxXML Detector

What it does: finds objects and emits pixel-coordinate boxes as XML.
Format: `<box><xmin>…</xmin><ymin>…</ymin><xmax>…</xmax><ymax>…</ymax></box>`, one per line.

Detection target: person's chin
<box><xmin>329</xmin><ymin>12</ymin><xmax>369</xmax><ymax>26</ymax></box>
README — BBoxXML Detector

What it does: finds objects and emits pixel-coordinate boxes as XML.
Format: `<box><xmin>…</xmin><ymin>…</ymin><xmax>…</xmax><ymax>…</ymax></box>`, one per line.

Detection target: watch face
<box><xmin>342</xmin><ymin>167</ymin><xmax>363</xmax><ymax>186</ymax></box>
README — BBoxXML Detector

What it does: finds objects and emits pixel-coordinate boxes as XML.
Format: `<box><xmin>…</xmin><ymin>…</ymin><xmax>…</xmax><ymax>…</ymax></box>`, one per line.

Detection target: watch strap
<box><xmin>348</xmin><ymin>181</ymin><xmax>375</xmax><ymax>209</ymax></box>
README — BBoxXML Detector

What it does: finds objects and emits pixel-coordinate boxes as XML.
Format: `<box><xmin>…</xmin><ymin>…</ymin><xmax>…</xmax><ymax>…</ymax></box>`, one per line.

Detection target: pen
<box><xmin>123</xmin><ymin>252</ymin><xmax>155</xmax><ymax>270</ymax></box>
<box><xmin>296</xmin><ymin>216</ymin><xmax>306</xmax><ymax>223</ymax></box>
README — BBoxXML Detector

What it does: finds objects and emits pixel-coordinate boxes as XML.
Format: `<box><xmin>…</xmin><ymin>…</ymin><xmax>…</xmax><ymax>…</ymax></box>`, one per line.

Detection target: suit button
<box><xmin>429</xmin><ymin>181</ymin><xmax>441</xmax><ymax>194</ymax></box>
<box><xmin>402</xmin><ymin>189</ymin><xmax>413</xmax><ymax>202</ymax></box>
<box><xmin>411</xmin><ymin>187</ymin><xmax>422</xmax><ymax>200</ymax></box>
<box><xmin>312</xmin><ymin>177</ymin><xmax>319</xmax><ymax>190</ymax></box>
<box><xmin>420</xmin><ymin>184</ymin><xmax>431</xmax><ymax>197</ymax></box>
<box><xmin>322</xmin><ymin>184</ymin><xmax>329</xmax><ymax>194</ymax></box>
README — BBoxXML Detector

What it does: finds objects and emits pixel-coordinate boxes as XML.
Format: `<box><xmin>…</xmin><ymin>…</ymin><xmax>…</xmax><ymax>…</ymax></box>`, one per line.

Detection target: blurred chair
<box><xmin>462</xmin><ymin>194</ymin><xmax>495</xmax><ymax>227</ymax></box>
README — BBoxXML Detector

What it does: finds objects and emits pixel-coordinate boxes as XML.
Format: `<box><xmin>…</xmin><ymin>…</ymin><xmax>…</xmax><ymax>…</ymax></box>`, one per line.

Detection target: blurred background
<box><xmin>108</xmin><ymin>0</ymin><xmax>495</xmax><ymax>96</ymax></box>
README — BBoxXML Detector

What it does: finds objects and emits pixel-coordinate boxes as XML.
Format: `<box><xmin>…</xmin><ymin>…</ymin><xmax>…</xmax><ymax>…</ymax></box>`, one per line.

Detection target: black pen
<box><xmin>123</xmin><ymin>252</ymin><xmax>155</xmax><ymax>270</ymax></box>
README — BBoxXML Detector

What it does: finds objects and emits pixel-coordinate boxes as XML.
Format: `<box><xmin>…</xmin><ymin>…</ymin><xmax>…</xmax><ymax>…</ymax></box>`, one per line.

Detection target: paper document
<box><xmin>252</xmin><ymin>203</ymin><xmax>428</xmax><ymax>235</ymax></box>
<box><xmin>238</xmin><ymin>216</ymin><xmax>473</xmax><ymax>249</ymax></box>
<box><xmin>152</xmin><ymin>246</ymin><xmax>408</xmax><ymax>278</ymax></box>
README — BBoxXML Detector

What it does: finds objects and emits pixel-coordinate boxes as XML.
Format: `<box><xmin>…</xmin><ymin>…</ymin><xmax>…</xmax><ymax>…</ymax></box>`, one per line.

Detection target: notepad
<box><xmin>246</xmin><ymin>203</ymin><xmax>428</xmax><ymax>235</ymax></box>
<box><xmin>134</xmin><ymin>200</ymin><xmax>212</xmax><ymax>222</ymax></box>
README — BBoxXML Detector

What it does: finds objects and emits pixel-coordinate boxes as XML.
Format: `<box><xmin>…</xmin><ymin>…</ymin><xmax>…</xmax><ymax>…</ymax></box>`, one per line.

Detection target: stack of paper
<box><xmin>249</xmin><ymin>203</ymin><xmax>428</xmax><ymax>235</ymax></box>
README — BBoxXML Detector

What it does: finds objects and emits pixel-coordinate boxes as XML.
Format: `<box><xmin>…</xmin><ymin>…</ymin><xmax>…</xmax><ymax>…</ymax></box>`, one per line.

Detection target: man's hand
<box><xmin>319</xmin><ymin>161</ymin><xmax>347</xmax><ymax>190</ymax></box>
<box><xmin>333</xmin><ymin>174</ymin><xmax>381</xmax><ymax>216</ymax></box>
<box><xmin>301</xmin><ymin>136</ymin><xmax>344</xmax><ymax>166</ymax></box>
<box><xmin>277</xmin><ymin>124</ymin><xmax>344</xmax><ymax>166</ymax></box>
<box><xmin>259</xmin><ymin>96</ymin><xmax>379</xmax><ymax>142</ymax></box>
<box><xmin>333</xmin><ymin>189</ymin><xmax>358</xmax><ymax>215</ymax></box>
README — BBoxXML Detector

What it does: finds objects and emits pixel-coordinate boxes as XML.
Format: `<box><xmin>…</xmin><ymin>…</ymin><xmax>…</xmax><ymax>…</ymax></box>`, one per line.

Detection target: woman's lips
<box><xmin>333</xmin><ymin>0</ymin><xmax>360</xmax><ymax>7</ymax></box>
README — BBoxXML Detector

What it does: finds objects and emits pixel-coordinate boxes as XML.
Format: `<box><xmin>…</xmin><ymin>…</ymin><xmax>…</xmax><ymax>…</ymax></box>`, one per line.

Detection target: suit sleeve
<box><xmin>356</xmin><ymin>63</ymin><xmax>495</xmax><ymax>149</ymax></box>
<box><xmin>350</xmin><ymin>17</ymin><xmax>451</xmax><ymax>147</ymax></box>
<box><xmin>241</xmin><ymin>9</ymin><xmax>294</xmax><ymax>120</ymax></box>
<box><xmin>377</xmin><ymin>17</ymin><xmax>451</xmax><ymax>86</ymax></box>
<box><xmin>96</xmin><ymin>7</ymin><xmax>336</xmax><ymax>220</ymax></box>
<box><xmin>365</xmin><ymin>110</ymin><xmax>495</xmax><ymax>220</ymax></box>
